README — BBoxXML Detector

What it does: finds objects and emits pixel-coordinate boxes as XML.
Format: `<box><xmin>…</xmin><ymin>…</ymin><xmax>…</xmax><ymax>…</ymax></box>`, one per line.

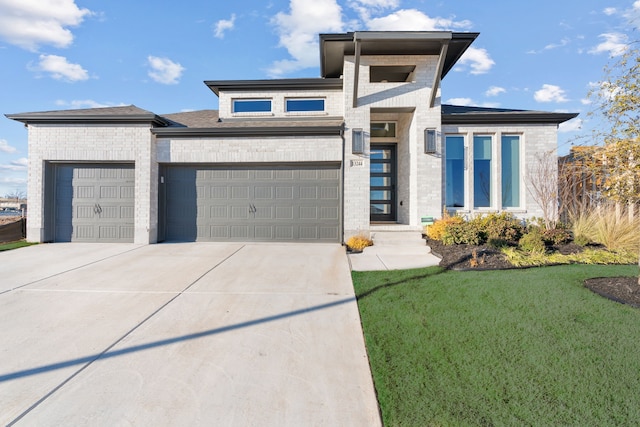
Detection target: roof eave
<box><xmin>152</xmin><ymin>125</ymin><xmax>345</xmax><ymax>138</ymax></box>
<box><xmin>205</xmin><ymin>78</ymin><xmax>344</xmax><ymax>96</ymax></box>
<box><xmin>442</xmin><ymin>112</ymin><xmax>579</xmax><ymax>125</ymax></box>
<box><xmin>5</xmin><ymin>113</ymin><xmax>170</xmax><ymax>127</ymax></box>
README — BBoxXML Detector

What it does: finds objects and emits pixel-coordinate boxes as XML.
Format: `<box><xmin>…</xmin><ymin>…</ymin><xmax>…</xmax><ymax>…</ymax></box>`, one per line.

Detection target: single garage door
<box><xmin>54</xmin><ymin>164</ymin><xmax>135</xmax><ymax>242</ymax></box>
<box><xmin>163</xmin><ymin>164</ymin><xmax>340</xmax><ymax>242</ymax></box>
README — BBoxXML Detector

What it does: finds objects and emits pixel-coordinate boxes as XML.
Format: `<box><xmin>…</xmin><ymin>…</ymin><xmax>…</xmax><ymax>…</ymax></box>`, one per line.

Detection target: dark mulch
<box><xmin>425</xmin><ymin>237</ymin><xmax>640</xmax><ymax>309</ymax></box>
<box><xmin>584</xmin><ymin>276</ymin><xmax>640</xmax><ymax>308</ymax></box>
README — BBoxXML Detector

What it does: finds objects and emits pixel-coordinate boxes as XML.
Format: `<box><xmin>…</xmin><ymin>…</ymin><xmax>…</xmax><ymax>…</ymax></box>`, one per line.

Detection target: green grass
<box><xmin>353</xmin><ymin>265</ymin><xmax>640</xmax><ymax>426</ymax></box>
<box><xmin>0</xmin><ymin>240</ymin><xmax>37</xmax><ymax>252</ymax></box>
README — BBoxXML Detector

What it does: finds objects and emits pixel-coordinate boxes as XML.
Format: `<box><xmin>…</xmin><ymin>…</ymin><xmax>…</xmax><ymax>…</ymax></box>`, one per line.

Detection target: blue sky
<box><xmin>1</xmin><ymin>0</ymin><xmax>639</xmax><ymax>197</ymax></box>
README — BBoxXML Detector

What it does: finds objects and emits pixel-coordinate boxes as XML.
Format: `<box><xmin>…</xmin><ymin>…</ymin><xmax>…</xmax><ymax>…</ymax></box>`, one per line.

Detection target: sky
<box><xmin>0</xmin><ymin>0</ymin><xmax>639</xmax><ymax>198</ymax></box>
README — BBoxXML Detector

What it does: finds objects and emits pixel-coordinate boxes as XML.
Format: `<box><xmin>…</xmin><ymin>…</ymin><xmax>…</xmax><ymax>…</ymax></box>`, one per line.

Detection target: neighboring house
<box><xmin>6</xmin><ymin>31</ymin><xmax>577</xmax><ymax>244</ymax></box>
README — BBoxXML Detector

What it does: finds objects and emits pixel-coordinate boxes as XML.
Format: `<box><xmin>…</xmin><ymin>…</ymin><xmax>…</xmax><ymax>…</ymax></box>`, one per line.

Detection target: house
<box><xmin>6</xmin><ymin>31</ymin><xmax>577</xmax><ymax>244</ymax></box>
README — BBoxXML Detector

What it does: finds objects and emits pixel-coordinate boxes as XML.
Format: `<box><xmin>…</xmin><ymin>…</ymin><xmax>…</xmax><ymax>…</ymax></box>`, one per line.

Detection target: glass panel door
<box><xmin>370</xmin><ymin>144</ymin><xmax>396</xmax><ymax>222</ymax></box>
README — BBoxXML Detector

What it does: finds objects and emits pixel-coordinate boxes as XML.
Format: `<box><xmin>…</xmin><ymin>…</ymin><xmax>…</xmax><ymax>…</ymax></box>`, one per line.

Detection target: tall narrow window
<box><xmin>501</xmin><ymin>135</ymin><xmax>521</xmax><ymax>207</ymax></box>
<box><xmin>445</xmin><ymin>136</ymin><xmax>465</xmax><ymax>208</ymax></box>
<box><xmin>473</xmin><ymin>135</ymin><xmax>492</xmax><ymax>208</ymax></box>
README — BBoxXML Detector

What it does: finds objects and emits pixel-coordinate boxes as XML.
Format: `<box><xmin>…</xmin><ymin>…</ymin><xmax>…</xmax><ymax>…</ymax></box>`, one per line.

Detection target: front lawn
<box><xmin>0</xmin><ymin>240</ymin><xmax>36</xmax><ymax>252</ymax></box>
<box><xmin>353</xmin><ymin>265</ymin><xmax>640</xmax><ymax>426</ymax></box>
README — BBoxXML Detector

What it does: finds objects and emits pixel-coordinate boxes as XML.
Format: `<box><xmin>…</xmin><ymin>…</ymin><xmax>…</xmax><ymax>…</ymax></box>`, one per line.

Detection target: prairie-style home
<box><xmin>6</xmin><ymin>31</ymin><xmax>577</xmax><ymax>243</ymax></box>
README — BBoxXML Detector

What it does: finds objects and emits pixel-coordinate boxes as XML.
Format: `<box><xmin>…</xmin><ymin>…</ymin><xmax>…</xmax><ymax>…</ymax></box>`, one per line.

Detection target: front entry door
<box><xmin>370</xmin><ymin>144</ymin><xmax>396</xmax><ymax>222</ymax></box>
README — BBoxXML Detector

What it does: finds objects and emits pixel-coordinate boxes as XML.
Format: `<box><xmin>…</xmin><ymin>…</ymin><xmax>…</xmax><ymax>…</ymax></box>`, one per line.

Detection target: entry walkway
<box><xmin>348</xmin><ymin>230</ymin><xmax>441</xmax><ymax>271</ymax></box>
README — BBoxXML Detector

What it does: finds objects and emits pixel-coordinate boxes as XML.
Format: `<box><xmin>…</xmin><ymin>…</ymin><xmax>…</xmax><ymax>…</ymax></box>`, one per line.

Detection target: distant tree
<box><xmin>585</xmin><ymin>44</ymin><xmax>640</xmax><ymax>284</ymax></box>
<box><xmin>586</xmin><ymin>45</ymin><xmax>640</xmax><ymax>208</ymax></box>
<box><xmin>4</xmin><ymin>190</ymin><xmax>26</xmax><ymax>200</ymax></box>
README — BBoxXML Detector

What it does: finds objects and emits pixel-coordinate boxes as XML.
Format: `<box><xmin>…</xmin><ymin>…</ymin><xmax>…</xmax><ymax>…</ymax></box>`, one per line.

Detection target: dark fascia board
<box><xmin>205</xmin><ymin>78</ymin><xmax>344</xmax><ymax>96</ymax></box>
<box><xmin>152</xmin><ymin>125</ymin><xmax>344</xmax><ymax>138</ymax></box>
<box><xmin>5</xmin><ymin>112</ymin><xmax>169</xmax><ymax>127</ymax></box>
<box><xmin>319</xmin><ymin>31</ymin><xmax>479</xmax><ymax>79</ymax></box>
<box><xmin>442</xmin><ymin>111</ymin><xmax>579</xmax><ymax>125</ymax></box>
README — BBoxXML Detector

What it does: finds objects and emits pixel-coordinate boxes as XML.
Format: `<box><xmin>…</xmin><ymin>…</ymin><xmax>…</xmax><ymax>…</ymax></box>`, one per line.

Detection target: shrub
<box><xmin>542</xmin><ymin>228</ymin><xmax>572</xmax><ymax>246</ymax></box>
<box><xmin>442</xmin><ymin>221</ymin><xmax>484</xmax><ymax>245</ymax></box>
<box><xmin>346</xmin><ymin>234</ymin><xmax>373</xmax><ymax>251</ymax></box>
<box><xmin>571</xmin><ymin>205</ymin><xmax>640</xmax><ymax>253</ymax></box>
<box><xmin>487</xmin><ymin>237</ymin><xmax>509</xmax><ymax>249</ymax></box>
<box><xmin>471</xmin><ymin>212</ymin><xmax>523</xmax><ymax>243</ymax></box>
<box><xmin>519</xmin><ymin>230</ymin><xmax>546</xmax><ymax>253</ymax></box>
<box><xmin>427</xmin><ymin>213</ymin><xmax>464</xmax><ymax>241</ymax></box>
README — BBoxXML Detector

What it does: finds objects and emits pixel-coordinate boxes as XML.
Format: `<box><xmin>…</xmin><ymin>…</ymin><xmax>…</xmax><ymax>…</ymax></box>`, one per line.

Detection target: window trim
<box><xmin>500</xmin><ymin>133</ymin><xmax>523</xmax><ymax>209</ymax></box>
<box><xmin>232</xmin><ymin>98</ymin><xmax>273</xmax><ymax>115</ymax></box>
<box><xmin>285</xmin><ymin>97</ymin><xmax>326</xmax><ymax>114</ymax></box>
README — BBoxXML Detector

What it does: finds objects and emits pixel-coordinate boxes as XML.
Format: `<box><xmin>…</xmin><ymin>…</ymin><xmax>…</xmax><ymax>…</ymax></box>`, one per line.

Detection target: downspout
<box><xmin>429</xmin><ymin>39</ymin><xmax>450</xmax><ymax>108</ymax></box>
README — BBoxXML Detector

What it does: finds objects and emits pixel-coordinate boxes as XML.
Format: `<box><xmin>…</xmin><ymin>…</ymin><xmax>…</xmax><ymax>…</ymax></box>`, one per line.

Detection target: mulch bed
<box><xmin>425</xmin><ymin>237</ymin><xmax>640</xmax><ymax>309</ymax></box>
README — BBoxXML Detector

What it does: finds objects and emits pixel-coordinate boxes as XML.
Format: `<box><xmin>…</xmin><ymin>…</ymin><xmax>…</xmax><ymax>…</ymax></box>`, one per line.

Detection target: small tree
<box><xmin>586</xmin><ymin>44</ymin><xmax>640</xmax><ymax>284</ymax></box>
<box><xmin>526</xmin><ymin>151</ymin><xmax>558</xmax><ymax>230</ymax></box>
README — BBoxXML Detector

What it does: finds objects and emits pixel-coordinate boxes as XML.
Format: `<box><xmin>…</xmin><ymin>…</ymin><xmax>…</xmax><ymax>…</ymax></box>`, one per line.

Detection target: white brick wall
<box><xmin>343</xmin><ymin>54</ymin><xmax>442</xmax><ymax>237</ymax></box>
<box><xmin>219</xmin><ymin>89</ymin><xmax>343</xmax><ymax>119</ymax></box>
<box><xmin>27</xmin><ymin>123</ymin><xmax>156</xmax><ymax>243</ymax></box>
<box><xmin>441</xmin><ymin>123</ymin><xmax>558</xmax><ymax>220</ymax></box>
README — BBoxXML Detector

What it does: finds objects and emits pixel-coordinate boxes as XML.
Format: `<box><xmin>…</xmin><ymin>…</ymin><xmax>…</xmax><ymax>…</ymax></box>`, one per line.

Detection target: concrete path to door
<box><xmin>0</xmin><ymin>243</ymin><xmax>381</xmax><ymax>426</ymax></box>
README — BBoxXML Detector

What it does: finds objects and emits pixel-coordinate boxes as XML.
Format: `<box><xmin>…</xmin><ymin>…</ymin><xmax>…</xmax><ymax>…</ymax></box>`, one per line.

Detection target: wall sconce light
<box><xmin>424</xmin><ymin>128</ymin><xmax>441</xmax><ymax>154</ymax></box>
<box><xmin>352</xmin><ymin>128</ymin><xmax>364</xmax><ymax>154</ymax></box>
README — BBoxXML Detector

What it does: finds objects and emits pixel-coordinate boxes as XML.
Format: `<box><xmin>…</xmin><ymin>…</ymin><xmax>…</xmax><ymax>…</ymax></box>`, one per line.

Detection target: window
<box><xmin>445</xmin><ymin>136</ymin><xmax>465</xmax><ymax>208</ymax></box>
<box><xmin>370</xmin><ymin>65</ymin><xmax>416</xmax><ymax>82</ymax></box>
<box><xmin>232</xmin><ymin>99</ymin><xmax>271</xmax><ymax>113</ymax></box>
<box><xmin>370</xmin><ymin>122</ymin><xmax>396</xmax><ymax>138</ymax></box>
<box><xmin>473</xmin><ymin>135</ymin><xmax>492</xmax><ymax>208</ymax></box>
<box><xmin>286</xmin><ymin>98</ymin><xmax>325</xmax><ymax>112</ymax></box>
<box><xmin>501</xmin><ymin>135</ymin><xmax>521</xmax><ymax>208</ymax></box>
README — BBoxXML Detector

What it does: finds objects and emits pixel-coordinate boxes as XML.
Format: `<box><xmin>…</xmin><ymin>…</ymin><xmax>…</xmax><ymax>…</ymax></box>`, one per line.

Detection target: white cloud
<box><xmin>349</xmin><ymin>0</ymin><xmax>399</xmax><ymax>21</ymax></box>
<box><xmin>485</xmin><ymin>86</ymin><xmax>506</xmax><ymax>97</ymax></box>
<box><xmin>366</xmin><ymin>9</ymin><xmax>472</xmax><ymax>31</ymax></box>
<box><xmin>55</xmin><ymin>99</ymin><xmax>122</xmax><ymax>109</ymax></box>
<box><xmin>445</xmin><ymin>97</ymin><xmax>474</xmax><ymax>106</ymax></box>
<box><xmin>213</xmin><ymin>14</ymin><xmax>236</xmax><ymax>39</ymax></box>
<box><xmin>0</xmin><ymin>139</ymin><xmax>18</xmax><ymax>154</ymax></box>
<box><xmin>581</xmin><ymin>98</ymin><xmax>592</xmax><ymax>105</ymax></box>
<box><xmin>268</xmin><ymin>0</ymin><xmax>344</xmax><ymax>77</ymax></box>
<box><xmin>456</xmin><ymin>47</ymin><xmax>495</xmax><ymax>75</ymax></box>
<box><xmin>33</xmin><ymin>54</ymin><xmax>89</xmax><ymax>81</ymax></box>
<box><xmin>559</xmin><ymin>118</ymin><xmax>583</xmax><ymax>133</ymax></box>
<box><xmin>147</xmin><ymin>56</ymin><xmax>185</xmax><ymax>84</ymax></box>
<box><xmin>534</xmin><ymin>84</ymin><xmax>569</xmax><ymax>103</ymax></box>
<box><xmin>589</xmin><ymin>33</ymin><xmax>629</xmax><ymax>57</ymax></box>
<box><xmin>0</xmin><ymin>0</ymin><xmax>92</xmax><ymax>51</ymax></box>
<box><xmin>603</xmin><ymin>7</ymin><xmax>617</xmax><ymax>15</ymax></box>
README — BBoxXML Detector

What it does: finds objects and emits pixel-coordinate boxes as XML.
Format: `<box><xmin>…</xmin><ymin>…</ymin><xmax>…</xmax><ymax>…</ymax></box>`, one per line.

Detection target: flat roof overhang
<box><xmin>152</xmin><ymin>124</ymin><xmax>344</xmax><ymax>138</ymax></box>
<box><xmin>319</xmin><ymin>31</ymin><xmax>479</xmax><ymax>79</ymax></box>
<box><xmin>205</xmin><ymin>78</ymin><xmax>344</xmax><ymax>96</ymax></box>
<box><xmin>442</xmin><ymin>111</ymin><xmax>579</xmax><ymax>125</ymax></box>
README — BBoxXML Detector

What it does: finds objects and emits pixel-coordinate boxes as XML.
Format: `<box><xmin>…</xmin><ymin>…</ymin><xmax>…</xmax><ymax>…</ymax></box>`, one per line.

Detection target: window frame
<box><xmin>285</xmin><ymin>98</ymin><xmax>326</xmax><ymax>113</ymax></box>
<box><xmin>501</xmin><ymin>134</ymin><xmax>523</xmax><ymax>209</ymax></box>
<box><xmin>232</xmin><ymin>98</ymin><xmax>272</xmax><ymax>115</ymax></box>
<box><xmin>444</xmin><ymin>134</ymin><xmax>467</xmax><ymax>209</ymax></box>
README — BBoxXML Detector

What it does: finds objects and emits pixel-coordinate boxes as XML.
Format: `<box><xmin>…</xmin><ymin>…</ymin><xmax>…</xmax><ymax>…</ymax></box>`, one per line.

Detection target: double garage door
<box><xmin>163</xmin><ymin>164</ymin><xmax>341</xmax><ymax>242</ymax></box>
<box><xmin>54</xmin><ymin>164</ymin><xmax>135</xmax><ymax>242</ymax></box>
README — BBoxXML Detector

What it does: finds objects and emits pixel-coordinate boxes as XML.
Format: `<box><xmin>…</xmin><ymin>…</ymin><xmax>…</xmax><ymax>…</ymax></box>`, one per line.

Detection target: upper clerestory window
<box><xmin>370</xmin><ymin>65</ymin><xmax>416</xmax><ymax>83</ymax></box>
<box><xmin>232</xmin><ymin>99</ymin><xmax>272</xmax><ymax>113</ymax></box>
<box><xmin>286</xmin><ymin>98</ymin><xmax>325</xmax><ymax>112</ymax></box>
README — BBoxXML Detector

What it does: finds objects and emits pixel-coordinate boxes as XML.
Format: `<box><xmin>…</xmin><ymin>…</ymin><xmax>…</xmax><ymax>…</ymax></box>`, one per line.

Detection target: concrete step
<box><xmin>370</xmin><ymin>230</ymin><xmax>426</xmax><ymax>246</ymax></box>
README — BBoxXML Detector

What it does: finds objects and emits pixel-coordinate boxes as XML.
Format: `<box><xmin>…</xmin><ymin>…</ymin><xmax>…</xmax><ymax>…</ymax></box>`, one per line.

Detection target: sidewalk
<box><xmin>347</xmin><ymin>230</ymin><xmax>442</xmax><ymax>271</ymax></box>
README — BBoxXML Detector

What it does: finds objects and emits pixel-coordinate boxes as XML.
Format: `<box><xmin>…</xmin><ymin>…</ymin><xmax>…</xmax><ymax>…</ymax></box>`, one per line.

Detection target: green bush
<box><xmin>471</xmin><ymin>212</ymin><xmax>523</xmax><ymax>243</ymax></box>
<box><xmin>542</xmin><ymin>228</ymin><xmax>572</xmax><ymax>246</ymax></box>
<box><xmin>487</xmin><ymin>237</ymin><xmax>509</xmax><ymax>249</ymax></box>
<box><xmin>519</xmin><ymin>230</ymin><xmax>546</xmax><ymax>253</ymax></box>
<box><xmin>442</xmin><ymin>222</ymin><xmax>484</xmax><ymax>245</ymax></box>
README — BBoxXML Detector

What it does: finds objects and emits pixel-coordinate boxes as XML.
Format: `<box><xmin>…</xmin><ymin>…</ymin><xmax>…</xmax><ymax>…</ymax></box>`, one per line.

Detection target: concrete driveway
<box><xmin>0</xmin><ymin>243</ymin><xmax>381</xmax><ymax>426</ymax></box>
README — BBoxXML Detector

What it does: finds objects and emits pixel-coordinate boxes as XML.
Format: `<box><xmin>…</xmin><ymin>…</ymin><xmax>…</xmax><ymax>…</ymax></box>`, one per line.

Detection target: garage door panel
<box><xmin>54</xmin><ymin>164</ymin><xmax>134</xmax><ymax>243</ymax></box>
<box><xmin>164</xmin><ymin>164</ymin><xmax>340</xmax><ymax>242</ymax></box>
